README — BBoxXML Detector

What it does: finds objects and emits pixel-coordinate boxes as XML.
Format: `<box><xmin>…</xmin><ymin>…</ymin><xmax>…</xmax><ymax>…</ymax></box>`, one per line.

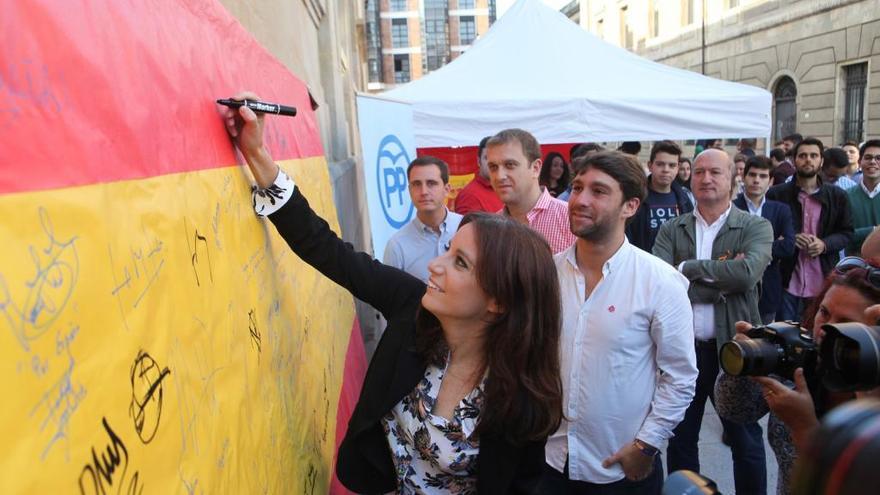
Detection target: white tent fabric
<box><xmin>383</xmin><ymin>0</ymin><xmax>771</xmax><ymax>148</ymax></box>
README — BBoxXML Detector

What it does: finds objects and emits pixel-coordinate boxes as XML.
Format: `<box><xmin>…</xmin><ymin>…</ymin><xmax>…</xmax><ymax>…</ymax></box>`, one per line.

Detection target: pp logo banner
<box><xmin>376</xmin><ymin>134</ymin><xmax>413</xmax><ymax>229</ymax></box>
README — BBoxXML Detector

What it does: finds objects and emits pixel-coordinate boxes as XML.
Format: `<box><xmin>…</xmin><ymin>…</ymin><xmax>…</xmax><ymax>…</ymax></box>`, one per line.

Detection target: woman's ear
<box><xmin>487</xmin><ymin>298</ymin><xmax>504</xmax><ymax>315</ymax></box>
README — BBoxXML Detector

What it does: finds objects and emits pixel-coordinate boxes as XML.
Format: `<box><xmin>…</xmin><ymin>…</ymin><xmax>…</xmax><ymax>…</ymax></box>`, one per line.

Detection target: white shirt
<box><xmin>690</xmin><ymin>205</ymin><xmax>732</xmax><ymax>341</ymax></box>
<box><xmin>546</xmin><ymin>240</ymin><xmax>697</xmax><ymax>483</ymax></box>
<box><xmin>383</xmin><ymin>208</ymin><xmax>463</xmax><ymax>283</ymax></box>
<box><xmin>861</xmin><ymin>180</ymin><xmax>880</xmax><ymax>199</ymax></box>
<box><xmin>745</xmin><ymin>195</ymin><xmax>766</xmax><ymax>217</ymax></box>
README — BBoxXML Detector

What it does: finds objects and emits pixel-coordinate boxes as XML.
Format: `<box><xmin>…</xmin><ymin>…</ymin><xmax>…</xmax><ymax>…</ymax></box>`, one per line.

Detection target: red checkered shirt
<box><xmin>501</xmin><ymin>188</ymin><xmax>576</xmax><ymax>254</ymax></box>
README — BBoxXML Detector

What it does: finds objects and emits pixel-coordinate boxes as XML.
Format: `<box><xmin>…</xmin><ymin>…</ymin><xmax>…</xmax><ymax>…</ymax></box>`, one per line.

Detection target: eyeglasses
<box><xmin>862</xmin><ymin>154</ymin><xmax>880</xmax><ymax>163</ymax></box>
<box><xmin>834</xmin><ymin>256</ymin><xmax>880</xmax><ymax>288</ymax></box>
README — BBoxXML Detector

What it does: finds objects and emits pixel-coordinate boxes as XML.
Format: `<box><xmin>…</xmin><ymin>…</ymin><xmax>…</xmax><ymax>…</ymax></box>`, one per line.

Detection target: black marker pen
<box><xmin>216</xmin><ymin>98</ymin><xmax>297</xmax><ymax>117</ymax></box>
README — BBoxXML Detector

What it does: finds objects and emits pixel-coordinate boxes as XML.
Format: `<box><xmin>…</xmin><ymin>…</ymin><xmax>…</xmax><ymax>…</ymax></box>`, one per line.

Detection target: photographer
<box><xmin>715</xmin><ymin>257</ymin><xmax>880</xmax><ymax>494</ymax></box>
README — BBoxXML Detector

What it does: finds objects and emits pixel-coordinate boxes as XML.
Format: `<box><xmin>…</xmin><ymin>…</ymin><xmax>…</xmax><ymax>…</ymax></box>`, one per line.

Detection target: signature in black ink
<box><xmin>184</xmin><ymin>219</ymin><xmax>213</xmax><ymax>287</ymax></box>
<box><xmin>248</xmin><ymin>309</ymin><xmax>261</xmax><ymax>354</ymax></box>
<box><xmin>304</xmin><ymin>462</ymin><xmax>318</xmax><ymax>495</ymax></box>
<box><xmin>128</xmin><ymin>350</ymin><xmax>171</xmax><ymax>444</ymax></box>
<box><xmin>30</xmin><ymin>330</ymin><xmax>87</xmax><ymax>460</ymax></box>
<box><xmin>0</xmin><ymin>208</ymin><xmax>79</xmax><ymax>351</ymax></box>
<box><xmin>78</xmin><ymin>417</ymin><xmax>143</xmax><ymax>495</ymax></box>
<box><xmin>108</xmin><ymin>228</ymin><xmax>165</xmax><ymax>325</ymax></box>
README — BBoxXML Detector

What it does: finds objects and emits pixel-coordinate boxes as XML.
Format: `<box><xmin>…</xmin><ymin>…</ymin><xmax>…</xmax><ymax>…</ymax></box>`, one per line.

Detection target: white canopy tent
<box><xmin>384</xmin><ymin>0</ymin><xmax>772</xmax><ymax>148</ymax></box>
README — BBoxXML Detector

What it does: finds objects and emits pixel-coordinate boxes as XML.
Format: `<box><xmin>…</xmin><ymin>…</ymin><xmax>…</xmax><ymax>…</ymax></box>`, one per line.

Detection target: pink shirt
<box><xmin>502</xmin><ymin>188</ymin><xmax>576</xmax><ymax>254</ymax></box>
<box><xmin>787</xmin><ymin>190</ymin><xmax>825</xmax><ymax>298</ymax></box>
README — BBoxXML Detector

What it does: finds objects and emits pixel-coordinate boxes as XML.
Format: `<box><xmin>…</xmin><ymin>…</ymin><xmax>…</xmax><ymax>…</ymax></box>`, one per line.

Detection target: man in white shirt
<box><xmin>542</xmin><ymin>151</ymin><xmax>698</xmax><ymax>494</ymax></box>
<box><xmin>653</xmin><ymin>149</ymin><xmax>773</xmax><ymax>494</ymax></box>
<box><xmin>383</xmin><ymin>156</ymin><xmax>462</xmax><ymax>282</ymax></box>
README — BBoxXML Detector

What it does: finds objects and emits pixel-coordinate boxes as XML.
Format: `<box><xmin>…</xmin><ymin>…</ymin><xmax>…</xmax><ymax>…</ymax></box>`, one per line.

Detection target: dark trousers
<box><xmin>666</xmin><ymin>340</ymin><xmax>767</xmax><ymax>495</ymax></box>
<box><xmin>780</xmin><ymin>291</ymin><xmax>812</xmax><ymax>322</ymax></box>
<box><xmin>539</xmin><ymin>456</ymin><xmax>664</xmax><ymax>494</ymax></box>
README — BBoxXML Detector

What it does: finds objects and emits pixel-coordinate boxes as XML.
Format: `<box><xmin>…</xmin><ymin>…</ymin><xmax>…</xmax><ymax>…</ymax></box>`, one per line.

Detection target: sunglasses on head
<box><xmin>834</xmin><ymin>256</ymin><xmax>880</xmax><ymax>288</ymax></box>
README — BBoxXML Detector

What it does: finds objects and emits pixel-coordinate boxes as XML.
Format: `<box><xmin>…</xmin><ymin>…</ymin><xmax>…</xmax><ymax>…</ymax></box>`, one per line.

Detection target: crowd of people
<box><xmin>221</xmin><ymin>92</ymin><xmax>880</xmax><ymax>494</ymax></box>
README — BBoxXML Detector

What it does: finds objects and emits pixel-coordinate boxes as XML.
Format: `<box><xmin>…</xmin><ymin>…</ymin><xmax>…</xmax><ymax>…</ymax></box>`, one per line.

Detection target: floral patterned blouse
<box><xmin>381</xmin><ymin>362</ymin><xmax>486</xmax><ymax>494</ymax></box>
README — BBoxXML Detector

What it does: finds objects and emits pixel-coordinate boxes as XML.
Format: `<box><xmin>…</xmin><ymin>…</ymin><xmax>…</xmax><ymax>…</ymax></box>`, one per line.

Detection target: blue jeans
<box><xmin>780</xmin><ymin>291</ymin><xmax>812</xmax><ymax>323</ymax></box>
<box><xmin>666</xmin><ymin>340</ymin><xmax>767</xmax><ymax>495</ymax></box>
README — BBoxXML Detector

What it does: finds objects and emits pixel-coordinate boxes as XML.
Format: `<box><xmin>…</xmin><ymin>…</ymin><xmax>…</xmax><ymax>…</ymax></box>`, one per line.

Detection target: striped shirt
<box><xmin>502</xmin><ymin>188</ymin><xmax>576</xmax><ymax>254</ymax></box>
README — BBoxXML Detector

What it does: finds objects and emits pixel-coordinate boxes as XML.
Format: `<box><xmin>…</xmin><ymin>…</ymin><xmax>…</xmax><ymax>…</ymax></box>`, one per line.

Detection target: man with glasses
<box><xmin>767</xmin><ymin>137</ymin><xmax>853</xmax><ymax>322</ymax></box>
<box><xmin>847</xmin><ymin>140</ymin><xmax>880</xmax><ymax>257</ymax></box>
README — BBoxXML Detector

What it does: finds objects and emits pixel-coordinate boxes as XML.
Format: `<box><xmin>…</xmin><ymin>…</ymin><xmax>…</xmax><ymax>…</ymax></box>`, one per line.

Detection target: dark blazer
<box><xmin>627</xmin><ymin>178</ymin><xmax>694</xmax><ymax>252</ymax></box>
<box><xmin>733</xmin><ymin>194</ymin><xmax>796</xmax><ymax>315</ymax></box>
<box><xmin>268</xmin><ymin>186</ymin><xmax>545</xmax><ymax>494</ymax></box>
<box><xmin>766</xmin><ymin>181</ymin><xmax>854</xmax><ymax>287</ymax></box>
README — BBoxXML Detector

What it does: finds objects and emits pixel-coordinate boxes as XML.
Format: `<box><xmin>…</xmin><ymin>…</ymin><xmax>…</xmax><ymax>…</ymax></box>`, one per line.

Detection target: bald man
<box><xmin>654</xmin><ymin>148</ymin><xmax>773</xmax><ymax>494</ymax></box>
<box><xmin>862</xmin><ymin>226</ymin><xmax>880</xmax><ymax>262</ymax></box>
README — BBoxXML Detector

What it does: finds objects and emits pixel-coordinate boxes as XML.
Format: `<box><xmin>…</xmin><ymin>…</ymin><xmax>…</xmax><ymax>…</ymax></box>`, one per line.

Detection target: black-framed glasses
<box><xmin>834</xmin><ymin>256</ymin><xmax>880</xmax><ymax>288</ymax></box>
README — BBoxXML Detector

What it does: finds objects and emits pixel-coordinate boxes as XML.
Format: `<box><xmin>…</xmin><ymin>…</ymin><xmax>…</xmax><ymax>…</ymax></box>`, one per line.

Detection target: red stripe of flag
<box><xmin>1</xmin><ymin>0</ymin><xmax>323</xmax><ymax>195</ymax></box>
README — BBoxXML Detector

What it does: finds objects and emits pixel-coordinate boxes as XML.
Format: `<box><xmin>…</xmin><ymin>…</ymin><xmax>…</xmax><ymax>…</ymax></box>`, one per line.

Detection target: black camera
<box><xmin>720</xmin><ymin>322</ymin><xmax>816</xmax><ymax>381</ymax></box>
<box><xmin>720</xmin><ymin>321</ymin><xmax>880</xmax><ymax>392</ymax></box>
<box><xmin>818</xmin><ymin>322</ymin><xmax>880</xmax><ymax>392</ymax></box>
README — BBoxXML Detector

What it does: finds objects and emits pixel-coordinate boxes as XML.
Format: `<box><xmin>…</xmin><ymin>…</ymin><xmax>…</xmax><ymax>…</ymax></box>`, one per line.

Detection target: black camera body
<box><xmin>721</xmin><ymin>321</ymin><xmax>880</xmax><ymax>392</ymax></box>
<box><xmin>720</xmin><ymin>322</ymin><xmax>816</xmax><ymax>381</ymax></box>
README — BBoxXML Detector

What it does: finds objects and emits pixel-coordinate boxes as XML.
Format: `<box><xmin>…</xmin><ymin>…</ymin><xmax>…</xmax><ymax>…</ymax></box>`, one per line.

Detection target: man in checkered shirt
<box><xmin>486</xmin><ymin>128</ymin><xmax>576</xmax><ymax>253</ymax></box>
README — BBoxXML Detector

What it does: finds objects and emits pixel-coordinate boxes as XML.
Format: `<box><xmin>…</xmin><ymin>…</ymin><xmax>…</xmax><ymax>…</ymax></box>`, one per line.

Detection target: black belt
<box><xmin>695</xmin><ymin>339</ymin><xmax>717</xmax><ymax>348</ymax></box>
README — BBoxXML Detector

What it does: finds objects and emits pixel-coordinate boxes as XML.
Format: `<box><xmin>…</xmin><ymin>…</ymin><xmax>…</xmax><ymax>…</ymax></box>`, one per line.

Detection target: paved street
<box><xmin>674</xmin><ymin>403</ymin><xmax>779</xmax><ymax>494</ymax></box>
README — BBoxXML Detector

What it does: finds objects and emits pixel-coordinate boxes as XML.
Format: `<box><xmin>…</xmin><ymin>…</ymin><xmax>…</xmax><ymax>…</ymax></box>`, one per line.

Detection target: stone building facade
<box><xmin>563</xmin><ymin>0</ymin><xmax>879</xmax><ymax>146</ymax></box>
<box><xmin>218</xmin><ymin>0</ymin><xmax>394</xmax><ymax>349</ymax></box>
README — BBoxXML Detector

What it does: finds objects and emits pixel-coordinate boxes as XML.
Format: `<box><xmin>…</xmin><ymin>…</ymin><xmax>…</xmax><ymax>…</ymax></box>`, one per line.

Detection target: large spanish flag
<box><xmin>1</xmin><ymin>1</ymin><xmax>364</xmax><ymax>493</ymax></box>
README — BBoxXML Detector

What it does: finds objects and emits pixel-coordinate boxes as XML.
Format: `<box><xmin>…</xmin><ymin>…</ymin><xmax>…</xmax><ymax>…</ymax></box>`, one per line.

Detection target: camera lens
<box><xmin>832</xmin><ymin>338</ymin><xmax>862</xmax><ymax>384</ymax></box>
<box><xmin>820</xmin><ymin>323</ymin><xmax>880</xmax><ymax>391</ymax></box>
<box><xmin>720</xmin><ymin>339</ymin><xmax>780</xmax><ymax>376</ymax></box>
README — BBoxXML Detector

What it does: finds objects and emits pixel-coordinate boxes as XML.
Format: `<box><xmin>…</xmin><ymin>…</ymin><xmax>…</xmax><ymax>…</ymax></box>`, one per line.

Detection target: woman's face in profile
<box><xmin>813</xmin><ymin>285</ymin><xmax>874</xmax><ymax>344</ymax></box>
<box><xmin>423</xmin><ymin>223</ymin><xmax>496</xmax><ymax>324</ymax></box>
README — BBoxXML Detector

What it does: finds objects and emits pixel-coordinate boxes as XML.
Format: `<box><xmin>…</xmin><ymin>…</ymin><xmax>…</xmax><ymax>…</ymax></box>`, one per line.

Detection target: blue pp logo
<box><xmin>376</xmin><ymin>135</ymin><xmax>414</xmax><ymax>229</ymax></box>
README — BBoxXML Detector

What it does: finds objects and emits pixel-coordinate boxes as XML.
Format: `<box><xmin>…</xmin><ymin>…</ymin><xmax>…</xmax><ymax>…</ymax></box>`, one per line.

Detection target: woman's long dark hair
<box><xmin>415</xmin><ymin>212</ymin><xmax>563</xmax><ymax>444</ymax></box>
<box><xmin>539</xmin><ymin>152</ymin><xmax>570</xmax><ymax>196</ymax></box>
<box><xmin>676</xmin><ymin>157</ymin><xmax>692</xmax><ymax>190</ymax></box>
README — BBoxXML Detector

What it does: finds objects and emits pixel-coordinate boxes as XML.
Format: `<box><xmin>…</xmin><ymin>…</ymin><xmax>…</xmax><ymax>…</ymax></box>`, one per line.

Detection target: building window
<box><xmin>620</xmin><ymin>6</ymin><xmax>633</xmax><ymax>49</ymax></box>
<box><xmin>726</xmin><ymin>0</ymin><xmax>740</xmax><ymax>8</ymax></box>
<box><xmin>773</xmin><ymin>76</ymin><xmax>797</xmax><ymax>142</ymax></box>
<box><xmin>424</xmin><ymin>0</ymin><xmax>449</xmax><ymax>72</ymax></box>
<box><xmin>458</xmin><ymin>0</ymin><xmax>475</xmax><ymax>8</ymax></box>
<box><xmin>842</xmin><ymin>62</ymin><xmax>868</xmax><ymax>143</ymax></box>
<box><xmin>394</xmin><ymin>54</ymin><xmax>411</xmax><ymax>83</ymax></box>
<box><xmin>682</xmin><ymin>0</ymin><xmax>694</xmax><ymax>25</ymax></box>
<box><xmin>392</xmin><ymin>18</ymin><xmax>408</xmax><ymax>48</ymax></box>
<box><xmin>390</xmin><ymin>0</ymin><xmax>407</xmax><ymax>11</ymax></box>
<box><xmin>460</xmin><ymin>15</ymin><xmax>476</xmax><ymax>45</ymax></box>
<box><xmin>365</xmin><ymin>0</ymin><xmax>382</xmax><ymax>83</ymax></box>
<box><xmin>651</xmin><ymin>1</ymin><xmax>660</xmax><ymax>37</ymax></box>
